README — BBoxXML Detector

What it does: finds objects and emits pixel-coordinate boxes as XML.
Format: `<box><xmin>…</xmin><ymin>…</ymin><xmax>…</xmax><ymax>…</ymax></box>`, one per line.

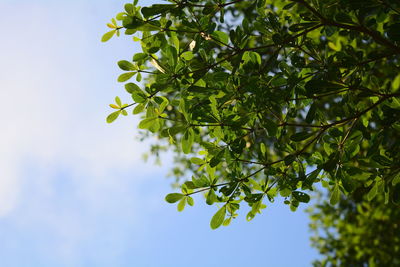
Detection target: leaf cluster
<box><xmin>103</xmin><ymin>0</ymin><xmax>400</xmax><ymax>234</ymax></box>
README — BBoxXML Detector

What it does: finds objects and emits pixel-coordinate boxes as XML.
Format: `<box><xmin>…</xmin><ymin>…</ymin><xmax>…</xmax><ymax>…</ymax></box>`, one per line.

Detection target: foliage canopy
<box><xmin>103</xmin><ymin>0</ymin><xmax>400</xmax><ymax>263</ymax></box>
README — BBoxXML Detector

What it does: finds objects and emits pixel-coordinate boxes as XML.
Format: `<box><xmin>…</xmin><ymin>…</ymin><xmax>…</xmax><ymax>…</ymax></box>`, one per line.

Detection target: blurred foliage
<box><xmin>103</xmin><ymin>0</ymin><xmax>400</xmax><ymax>264</ymax></box>
<box><xmin>309</xmin><ymin>189</ymin><xmax>400</xmax><ymax>266</ymax></box>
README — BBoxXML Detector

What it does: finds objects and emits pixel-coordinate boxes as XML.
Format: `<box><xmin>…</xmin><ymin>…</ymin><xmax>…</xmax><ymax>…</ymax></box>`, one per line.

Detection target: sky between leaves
<box><xmin>0</xmin><ymin>0</ymin><xmax>318</xmax><ymax>266</ymax></box>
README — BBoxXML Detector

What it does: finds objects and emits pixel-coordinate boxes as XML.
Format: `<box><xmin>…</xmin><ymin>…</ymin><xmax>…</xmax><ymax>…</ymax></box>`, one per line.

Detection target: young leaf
<box><xmin>106</xmin><ymin>111</ymin><xmax>120</xmax><ymax>123</ymax></box>
<box><xmin>118</xmin><ymin>72</ymin><xmax>136</xmax><ymax>82</ymax></box>
<box><xmin>187</xmin><ymin>196</ymin><xmax>194</xmax><ymax>206</ymax></box>
<box><xmin>115</xmin><ymin>96</ymin><xmax>122</xmax><ymax>106</ymax></box>
<box><xmin>223</xmin><ymin>217</ymin><xmax>232</xmax><ymax>226</ymax></box>
<box><xmin>210</xmin><ymin>205</ymin><xmax>226</xmax><ymax>230</ymax></box>
<box><xmin>101</xmin><ymin>30</ymin><xmax>115</xmax><ymax>42</ymax></box>
<box><xmin>177</xmin><ymin>197</ymin><xmax>186</xmax><ymax>212</ymax></box>
<box><xmin>190</xmin><ymin>157</ymin><xmax>205</xmax><ymax>165</ymax></box>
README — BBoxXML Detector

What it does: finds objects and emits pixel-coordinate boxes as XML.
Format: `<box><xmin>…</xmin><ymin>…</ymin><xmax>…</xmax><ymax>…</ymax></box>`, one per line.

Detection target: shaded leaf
<box><xmin>330</xmin><ymin>184</ymin><xmax>340</xmax><ymax>205</ymax></box>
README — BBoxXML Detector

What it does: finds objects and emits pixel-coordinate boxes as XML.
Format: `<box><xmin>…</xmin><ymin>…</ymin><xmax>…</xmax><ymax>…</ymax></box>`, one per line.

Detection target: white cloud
<box><xmin>0</xmin><ymin>1</ymin><xmax>168</xmax><ymax>262</ymax></box>
<box><xmin>0</xmin><ymin>1</ymin><xmax>145</xmax><ymax>213</ymax></box>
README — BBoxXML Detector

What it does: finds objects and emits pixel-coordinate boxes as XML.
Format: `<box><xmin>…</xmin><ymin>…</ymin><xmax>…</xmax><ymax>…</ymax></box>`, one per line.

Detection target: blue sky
<box><xmin>0</xmin><ymin>0</ymin><xmax>318</xmax><ymax>266</ymax></box>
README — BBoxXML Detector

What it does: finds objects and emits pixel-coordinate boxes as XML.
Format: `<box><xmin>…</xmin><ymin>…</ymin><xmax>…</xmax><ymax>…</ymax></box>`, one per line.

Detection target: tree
<box><xmin>103</xmin><ymin>0</ymin><xmax>400</xmax><ymax>263</ymax></box>
<box><xmin>309</xmin><ymin>191</ymin><xmax>400</xmax><ymax>266</ymax></box>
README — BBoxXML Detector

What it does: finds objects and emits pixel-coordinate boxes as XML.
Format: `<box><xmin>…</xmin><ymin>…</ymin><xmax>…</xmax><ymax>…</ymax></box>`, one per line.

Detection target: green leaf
<box><xmin>270</xmin><ymin>76</ymin><xmax>286</xmax><ymax>87</ymax></box>
<box><xmin>209</xmin><ymin>149</ymin><xmax>225</xmax><ymax>167</ymax></box>
<box><xmin>114</xmin><ymin>96</ymin><xmax>122</xmax><ymax>106</ymax></box>
<box><xmin>101</xmin><ymin>30</ymin><xmax>115</xmax><ymax>42</ymax></box>
<box><xmin>284</xmin><ymin>155</ymin><xmax>296</xmax><ymax>165</ymax></box>
<box><xmin>118</xmin><ymin>60</ymin><xmax>134</xmax><ymax>71</ymax></box>
<box><xmin>289</xmin><ymin>22</ymin><xmax>319</xmax><ymax>32</ymax></box>
<box><xmin>260</xmin><ymin>143</ymin><xmax>266</xmax><ymax>155</ymax></box>
<box><xmin>292</xmin><ymin>191</ymin><xmax>311</xmax><ymax>203</ymax></box>
<box><xmin>166</xmin><ymin>45</ymin><xmax>178</xmax><ymax>67</ymax></box>
<box><xmin>136</xmin><ymin>72</ymin><xmax>142</xmax><ymax>82</ymax></box>
<box><xmin>210</xmin><ymin>205</ymin><xmax>226</xmax><ymax>230</ymax></box>
<box><xmin>202</xmin><ymin>3</ymin><xmax>218</xmax><ymax>15</ymax></box>
<box><xmin>305</xmin><ymin>103</ymin><xmax>316</xmax><ymax>123</ymax></box>
<box><xmin>192</xmin><ymin>175</ymin><xmax>209</xmax><ymax>188</ymax></box>
<box><xmin>302</xmin><ymin>169</ymin><xmax>321</xmax><ymax>190</ymax></box>
<box><xmin>290</xmin><ymin>131</ymin><xmax>314</xmax><ymax>142</ymax></box>
<box><xmin>335</xmin><ymin>13</ymin><xmax>354</xmax><ymax>24</ymax></box>
<box><xmin>141</xmin><ymin>4</ymin><xmax>175</xmax><ymax>18</ymax></box>
<box><xmin>132</xmin><ymin>92</ymin><xmax>147</xmax><ymax>103</ymax></box>
<box><xmin>106</xmin><ymin>111</ymin><xmax>120</xmax><ymax>123</ymax></box>
<box><xmin>118</xmin><ymin>72</ymin><xmax>136</xmax><ymax>82</ymax></box>
<box><xmin>290</xmin><ymin>200</ymin><xmax>299</xmax><ymax>212</ymax></box>
<box><xmin>242</xmin><ymin>51</ymin><xmax>262</xmax><ymax>65</ymax></box>
<box><xmin>263</xmin><ymin>119</ymin><xmax>278</xmax><ymax>137</ymax></box>
<box><xmin>211</xmin><ymin>31</ymin><xmax>229</xmax><ymax>45</ymax></box>
<box><xmin>177</xmin><ymin>197</ymin><xmax>186</xmax><ymax>212</ymax></box>
<box><xmin>367</xmin><ymin>181</ymin><xmax>379</xmax><ymax>201</ymax></box>
<box><xmin>124</xmin><ymin>83</ymin><xmax>140</xmax><ymax>94</ymax></box>
<box><xmin>283</xmin><ymin>2</ymin><xmax>296</xmax><ymax>9</ymax></box>
<box><xmin>190</xmin><ymin>157</ymin><xmax>205</xmax><ymax>165</ymax></box>
<box><xmin>392</xmin><ymin>74</ymin><xmax>400</xmax><ymax>92</ymax></box>
<box><xmin>305</xmin><ymin>79</ymin><xmax>345</xmax><ymax>95</ymax></box>
<box><xmin>330</xmin><ymin>184</ymin><xmax>340</xmax><ymax>205</ymax></box>
<box><xmin>371</xmin><ymin>154</ymin><xmax>392</xmax><ymax>166</ymax></box>
<box><xmin>392</xmin><ymin>173</ymin><xmax>400</xmax><ymax>186</ymax></box>
<box><xmin>341</xmin><ymin>174</ymin><xmax>356</xmax><ymax>193</ymax></box>
<box><xmin>246</xmin><ymin>210</ymin><xmax>256</xmax><ymax>221</ymax></box>
<box><xmin>223</xmin><ymin>217</ymin><xmax>232</xmax><ymax>226</ymax></box>
<box><xmin>181</xmin><ymin>128</ymin><xmax>194</xmax><ymax>154</ymax></box>
<box><xmin>386</xmin><ymin>23</ymin><xmax>400</xmax><ymax>41</ymax></box>
<box><xmin>124</xmin><ymin>3</ymin><xmax>133</xmax><ymax>14</ymax></box>
<box><xmin>139</xmin><ymin>117</ymin><xmax>157</xmax><ymax>129</ymax></box>
<box><xmin>157</xmin><ymin>96</ymin><xmax>169</xmax><ymax>113</ymax></box>
<box><xmin>165</xmin><ymin>193</ymin><xmax>184</xmax><ymax>203</ymax></box>
<box><xmin>206</xmin><ymin>189</ymin><xmax>217</xmax><ymax>205</ymax></box>
<box><xmin>181</xmin><ymin>51</ymin><xmax>194</xmax><ymax>61</ymax></box>
<box><xmin>187</xmin><ymin>196</ymin><xmax>194</xmax><ymax>206</ymax></box>
<box><xmin>393</xmin><ymin>184</ymin><xmax>400</xmax><ymax>205</ymax></box>
<box><xmin>220</xmin><ymin>182</ymin><xmax>238</xmax><ymax>197</ymax></box>
<box><xmin>132</xmin><ymin>53</ymin><xmax>148</xmax><ymax>62</ymax></box>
